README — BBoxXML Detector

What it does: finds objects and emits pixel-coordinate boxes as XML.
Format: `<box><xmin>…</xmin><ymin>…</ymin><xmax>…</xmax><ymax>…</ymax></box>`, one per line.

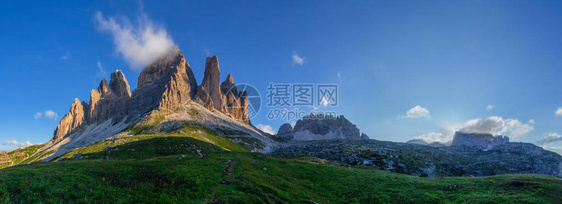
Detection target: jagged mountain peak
<box><xmin>199</xmin><ymin>55</ymin><xmax>224</xmax><ymax>112</ymax></box>
<box><xmin>44</xmin><ymin>50</ymin><xmax>255</xmax><ymax>162</ymax></box>
<box><xmin>97</xmin><ymin>78</ymin><xmax>111</xmax><ymax>96</ymax></box>
<box><xmin>109</xmin><ymin>70</ymin><xmax>131</xmax><ymax>98</ymax></box>
<box><xmin>221</xmin><ymin>73</ymin><xmax>237</xmax><ymax>97</ymax></box>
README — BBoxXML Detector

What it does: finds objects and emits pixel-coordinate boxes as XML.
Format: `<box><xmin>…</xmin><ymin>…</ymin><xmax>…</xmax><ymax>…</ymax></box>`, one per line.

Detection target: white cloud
<box><xmin>410</xmin><ymin>130</ymin><xmax>455</xmax><ymax>145</ymax></box>
<box><xmin>95</xmin><ymin>11</ymin><xmax>177</xmax><ymax>70</ymax></box>
<box><xmin>409</xmin><ymin>116</ymin><xmax>534</xmax><ymax>145</ymax></box>
<box><xmin>3</xmin><ymin>140</ymin><xmax>33</xmax><ymax>148</ymax></box>
<box><xmin>528</xmin><ymin>119</ymin><xmax>535</xmax><ymax>124</ymax></box>
<box><xmin>20</xmin><ymin>141</ymin><xmax>33</xmax><ymax>147</ymax></box>
<box><xmin>60</xmin><ymin>52</ymin><xmax>72</xmax><ymax>60</ymax></box>
<box><xmin>336</xmin><ymin>72</ymin><xmax>343</xmax><ymax>82</ymax></box>
<box><xmin>320</xmin><ymin>96</ymin><xmax>329</xmax><ymax>107</ymax></box>
<box><xmin>34</xmin><ymin>110</ymin><xmax>58</xmax><ymax>120</ymax></box>
<box><xmin>556</xmin><ymin>107</ymin><xmax>562</xmax><ymax>116</ymax></box>
<box><xmin>97</xmin><ymin>61</ymin><xmax>107</xmax><ymax>78</ymax></box>
<box><xmin>3</xmin><ymin>140</ymin><xmax>17</xmax><ymax>146</ymax></box>
<box><xmin>486</xmin><ymin>105</ymin><xmax>494</xmax><ymax>110</ymax></box>
<box><xmin>405</xmin><ymin>105</ymin><xmax>430</xmax><ymax>118</ymax></box>
<box><xmin>292</xmin><ymin>51</ymin><xmax>306</xmax><ymax>66</ymax></box>
<box><xmin>256</xmin><ymin>124</ymin><xmax>275</xmax><ymax>135</ymax></box>
<box><xmin>44</xmin><ymin>110</ymin><xmax>58</xmax><ymax>120</ymax></box>
<box><xmin>537</xmin><ymin>132</ymin><xmax>562</xmax><ymax>146</ymax></box>
<box><xmin>458</xmin><ymin>116</ymin><xmax>533</xmax><ymax>139</ymax></box>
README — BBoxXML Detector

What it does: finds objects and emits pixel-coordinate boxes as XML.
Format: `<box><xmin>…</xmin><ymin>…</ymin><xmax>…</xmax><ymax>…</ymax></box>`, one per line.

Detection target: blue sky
<box><xmin>1</xmin><ymin>1</ymin><xmax>562</xmax><ymax>153</ymax></box>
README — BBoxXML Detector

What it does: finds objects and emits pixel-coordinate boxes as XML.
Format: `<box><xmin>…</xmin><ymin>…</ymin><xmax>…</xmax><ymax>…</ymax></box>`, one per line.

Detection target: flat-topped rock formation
<box><xmin>277</xmin><ymin>114</ymin><xmax>368</xmax><ymax>141</ymax></box>
<box><xmin>451</xmin><ymin>132</ymin><xmax>509</xmax><ymax>150</ymax></box>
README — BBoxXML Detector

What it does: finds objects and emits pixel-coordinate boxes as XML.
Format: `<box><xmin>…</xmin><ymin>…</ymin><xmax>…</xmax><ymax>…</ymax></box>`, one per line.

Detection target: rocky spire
<box><xmin>239</xmin><ymin>91</ymin><xmax>250</xmax><ymax>123</ymax></box>
<box><xmin>52</xmin><ymin>98</ymin><xmax>87</xmax><ymax>142</ymax></box>
<box><xmin>97</xmin><ymin>78</ymin><xmax>111</xmax><ymax>96</ymax></box>
<box><xmin>198</xmin><ymin>56</ymin><xmax>226</xmax><ymax>112</ymax></box>
<box><xmin>221</xmin><ymin>73</ymin><xmax>238</xmax><ymax>97</ymax></box>
<box><xmin>88</xmin><ymin>79</ymin><xmax>108</xmax><ymax>123</ymax></box>
<box><xmin>88</xmin><ymin>70</ymin><xmax>132</xmax><ymax>124</ymax></box>
<box><xmin>129</xmin><ymin>50</ymin><xmax>197</xmax><ymax>114</ymax></box>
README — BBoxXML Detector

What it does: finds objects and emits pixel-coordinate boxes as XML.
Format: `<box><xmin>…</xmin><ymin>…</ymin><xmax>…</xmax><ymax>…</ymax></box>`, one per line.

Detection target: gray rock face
<box><xmin>278</xmin><ymin>123</ymin><xmax>293</xmax><ymax>136</ymax></box>
<box><xmin>130</xmin><ymin>50</ymin><xmax>197</xmax><ymax>115</ymax></box>
<box><xmin>360</xmin><ymin>133</ymin><xmax>369</xmax><ymax>140</ymax></box>
<box><xmin>270</xmin><ymin>140</ymin><xmax>562</xmax><ymax>177</ymax></box>
<box><xmin>451</xmin><ymin>132</ymin><xmax>509</xmax><ymax>151</ymax></box>
<box><xmin>275</xmin><ymin>123</ymin><xmax>294</xmax><ymax>141</ymax></box>
<box><xmin>280</xmin><ymin>114</ymin><xmax>363</xmax><ymax>141</ymax></box>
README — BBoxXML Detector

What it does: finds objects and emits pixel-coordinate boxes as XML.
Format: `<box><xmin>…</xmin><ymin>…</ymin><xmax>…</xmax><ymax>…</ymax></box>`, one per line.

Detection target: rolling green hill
<box><xmin>1</xmin><ymin>133</ymin><xmax>561</xmax><ymax>203</ymax></box>
<box><xmin>0</xmin><ymin>144</ymin><xmax>48</xmax><ymax>169</ymax></box>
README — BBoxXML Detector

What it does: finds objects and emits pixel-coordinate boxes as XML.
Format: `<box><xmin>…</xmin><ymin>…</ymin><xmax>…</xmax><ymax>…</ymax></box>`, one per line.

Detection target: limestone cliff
<box><xmin>52</xmin><ymin>98</ymin><xmax>87</xmax><ymax>142</ymax></box>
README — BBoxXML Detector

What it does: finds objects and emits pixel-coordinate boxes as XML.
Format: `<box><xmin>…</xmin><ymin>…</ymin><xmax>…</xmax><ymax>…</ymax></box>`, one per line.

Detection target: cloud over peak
<box><xmin>95</xmin><ymin>11</ymin><xmax>177</xmax><ymax>70</ymax></box>
<box><xmin>458</xmin><ymin>116</ymin><xmax>533</xmax><ymax>138</ymax></box>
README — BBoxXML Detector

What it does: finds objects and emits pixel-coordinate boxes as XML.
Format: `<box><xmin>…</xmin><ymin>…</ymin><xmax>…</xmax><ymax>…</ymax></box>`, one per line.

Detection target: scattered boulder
<box><xmin>360</xmin><ymin>133</ymin><xmax>369</xmax><ymax>140</ymax></box>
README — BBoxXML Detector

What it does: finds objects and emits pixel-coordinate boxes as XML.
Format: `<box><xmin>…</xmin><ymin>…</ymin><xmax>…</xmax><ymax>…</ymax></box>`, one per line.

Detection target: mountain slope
<box><xmin>1</xmin><ymin>136</ymin><xmax>560</xmax><ymax>203</ymax></box>
<box><xmin>0</xmin><ymin>144</ymin><xmax>46</xmax><ymax>168</ymax></box>
<box><xmin>270</xmin><ymin>139</ymin><xmax>562</xmax><ymax>177</ymax></box>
